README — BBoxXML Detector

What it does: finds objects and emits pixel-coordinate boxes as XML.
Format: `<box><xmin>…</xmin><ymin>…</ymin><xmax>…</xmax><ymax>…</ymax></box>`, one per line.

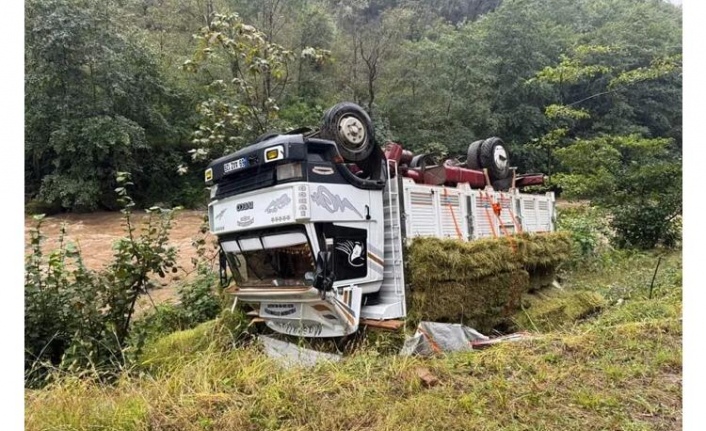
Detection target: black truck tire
<box><xmin>466</xmin><ymin>139</ymin><xmax>484</xmax><ymax>170</ymax></box>
<box><xmin>320</xmin><ymin>102</ymin><xmax>375</xmax><ymax>162</ymax></box>
<box><xmin>492</xmin><ymin>177</ymin><xmax>512</xmax><ymax>191</ymax></box>
<box><xmin>409</xmin><ymin>153</ymin><xmax>437</xmax><ymax>169</ymax></box>
<box><xmin>480</xmin><ymin>137</ymin><xmax>511</xmax><ymax>181</ymax></box>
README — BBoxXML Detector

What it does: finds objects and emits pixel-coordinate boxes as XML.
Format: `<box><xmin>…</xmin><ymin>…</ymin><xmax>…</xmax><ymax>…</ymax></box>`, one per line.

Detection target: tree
<box><xmin>380</xmin><ymin>0</ymin><xmax>573</xmax><ymax>157</ymax></box>
<box><xmin>183</xmin><ymin>13</ymin><xmax>333</xmax><ymax>160</ymax></box>
<box><xmin>554</xmin><ymin>135</ymin><xmax>681</xmax><ymax>249</ymax></box>
<box><xmin>25</xmin><ymin>0</ymin><xmax>193</xmax><ymax>211</ymax></box>
<box><xmin>526</xmin><ymin>9</ymin><xmax>682</xmax><ymax>249</ymax></box>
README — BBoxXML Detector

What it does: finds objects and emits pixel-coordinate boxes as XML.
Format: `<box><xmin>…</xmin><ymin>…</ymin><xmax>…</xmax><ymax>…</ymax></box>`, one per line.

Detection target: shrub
<box><xmin>24</xmin><ymin>173</ymin><xmax>179</xmax><ymax>386</ymax></box>
<box><xmin>178</xmin><ymin>273</ymin><xmax>224</xmax><ymax>325</ymax></box>
<box><xmin>556</xmin><ymin>205</ymin><xmax>612</xmax><ymax>265</ymax></box>
<box><xmin>611</xmin><ymin>203</ymin><xmax>681</xmax><ymax>249</ymax></box>
<box><xmin>554</xmin><ymin>135</ymin><xmax>681</xmax><ymax>250</ymax></box>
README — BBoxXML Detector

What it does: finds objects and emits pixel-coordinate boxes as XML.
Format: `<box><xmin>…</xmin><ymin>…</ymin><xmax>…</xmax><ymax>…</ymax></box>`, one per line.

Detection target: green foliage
<box><xmin>610</xmin><ymin>55</ymin><xmax>682</xmax><ymax>88</ymax></box>
<box><xmin>25</xmin><ymin>0</ymin><xmax>197</xmax><ymax>211</ymax></box>
<box><xmin>25</xmin><ymin>0</ymin><xmax>682</xmax><ymax>211</ymax></box>
<box><xmin>136</xmin><ymin>309</ymin><xmax>251</xmax><ymax>375</ymax></box>
<box><xmin>531</xmin><ymin>30</ymin><xmax>682</xmax><ymax>147</ymax></box>
<box><xmin>554</xmin><ymin>135</ymin><xmax>681</xmax><ymax>249</ymax></box>
<box><xmin>129</xmin><ymin>304</ymin><xmax>188</xmax><ymax>345</ymax></box>
<box><xmin>610</xmin><ymin>203</ymin><xmax>681</xmax><ymax>250</ymax></box>
<box><xmin>25</xmin><ymin>174</ymin><xmax>179</xmax><ymax>386</ymax></box>
<box><xmin>556</xmin><ymin>206</ymin><xmax>612</xmax><ymax>262</ymax></box>
<box><xmin>26</xmin><ymin>249</ymin><xmax>683</xmax><ymax>431</ymax></box>
<box><xmin>127</xmin><ymin>210</ymin><xmax>225</xmax><ymax>362</ymax></box>
<box><xmin>128</xmin><ymin>273</ymin><xmax>225</xmax><ymax>362</ymax></box>
<box><xmin>278</xmin><ymin>101</ymin><xmax>326</xmax><ymax>130</ymax></box>
<box><xmin>533</xmin><ymin>49</ymin><xmax>614</xmax><ymax>85</ymax></box>
<box><xmin>544</xmin><ymin>105</ymin><xmax>591</xmax><ymax>121</ymax></box>
<box><xmin>183</xmin><ymin>13</ymin><xmax>299</xmax><ymax>159</ymax></box>
<box><xmin>417</xmin><ymin>141</ymin><xmax>449</xmax><ymax>160</ymax></box>
<box><xmin>177</xmin><ymin>273</ymin><xmax>224</xmax><ymax>326</ymax></box>
<box><xmin>563</xmin><ymin>247</ymin><xmax>681</xmax><ymax>308</ymax></box>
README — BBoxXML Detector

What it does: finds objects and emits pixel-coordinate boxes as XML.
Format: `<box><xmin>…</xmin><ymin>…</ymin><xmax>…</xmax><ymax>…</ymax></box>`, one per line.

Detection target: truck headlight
<box><xmin>276</xmin><ymin>162</ymin><xmax>303</xmax><ymax>181</ymax></box>
<box><xmin>264</xmin><ymin>145</ymin><xmax>284</xmax><ymax>162</ymax></box>
<box><xmin>210</xmin><ymin>184</ymin><xmax>218</xmax><ymax>200</ymax></box>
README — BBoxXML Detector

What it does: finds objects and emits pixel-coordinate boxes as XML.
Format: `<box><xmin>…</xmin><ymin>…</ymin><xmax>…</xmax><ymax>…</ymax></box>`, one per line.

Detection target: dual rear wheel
<box><xmin>466</xmin><ymin>137</ymin><xmax>512</xmax><ymax>189</ymax></box>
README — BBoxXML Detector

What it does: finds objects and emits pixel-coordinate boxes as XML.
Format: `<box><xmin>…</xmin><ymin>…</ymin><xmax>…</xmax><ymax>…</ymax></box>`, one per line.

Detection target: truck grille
<box><xmin>215</xmin><ymin>166</ymin><xmax>276</xmax><ymax>200</ymax></box>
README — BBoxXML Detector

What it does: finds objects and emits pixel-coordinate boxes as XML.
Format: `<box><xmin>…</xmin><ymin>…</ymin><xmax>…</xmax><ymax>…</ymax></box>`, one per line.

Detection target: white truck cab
<box><xmin>206</xmin><ymin>103</ymin><xmax>555</xmax><ymax>337</ymax></box>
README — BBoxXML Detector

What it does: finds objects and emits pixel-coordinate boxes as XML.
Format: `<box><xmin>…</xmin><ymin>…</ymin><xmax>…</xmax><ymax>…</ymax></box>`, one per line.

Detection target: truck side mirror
<box><xmin>218</xmin><ymin>249</ymin><xmax>229</xmax><ymax>288</ymax></box>
<box><xmin>313</xmin><ymin>251</ymin><xmax>335</xmax><ymax>295</ymax></box>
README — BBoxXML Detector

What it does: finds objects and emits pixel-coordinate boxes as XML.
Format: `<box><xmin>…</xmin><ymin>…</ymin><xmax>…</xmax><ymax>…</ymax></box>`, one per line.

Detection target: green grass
<box><xmin>25</xmin><ymin>250</ymin><xmax>682</xmax><ymax>431</ymax></box>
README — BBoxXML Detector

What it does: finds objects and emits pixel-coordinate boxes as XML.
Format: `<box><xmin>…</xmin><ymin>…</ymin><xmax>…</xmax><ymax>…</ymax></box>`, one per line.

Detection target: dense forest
<box><xmin>25</xmin><ymin>0</ymin><xmax>682</xmax><ymax>247</ymax></box>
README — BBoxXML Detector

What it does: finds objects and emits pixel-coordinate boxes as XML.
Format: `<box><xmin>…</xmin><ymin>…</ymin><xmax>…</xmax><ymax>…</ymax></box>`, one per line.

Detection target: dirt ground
<box><xmin>24</xmin><ymin>210</ymin><xmax>217</xmax><ymax>310</ymax></box>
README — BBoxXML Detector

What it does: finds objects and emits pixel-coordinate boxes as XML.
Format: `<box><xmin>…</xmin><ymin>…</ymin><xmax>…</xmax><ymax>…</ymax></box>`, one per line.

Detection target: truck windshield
<box><xmin>221</xmin><ymin>232</ymin><xmax>315</xmax><ymax>288</ymax></box>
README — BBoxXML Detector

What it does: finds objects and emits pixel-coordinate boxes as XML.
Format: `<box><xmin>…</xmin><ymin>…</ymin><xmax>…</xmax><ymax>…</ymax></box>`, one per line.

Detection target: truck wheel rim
<box><xmin>338</xmin><ymin>115</ymin><xmax>366</xmax><ymax>148</ymax></box>
<box><xmin>494</xmin><ymin>146</ymin><xmax>508</xmax><ymax>170</ymax></box>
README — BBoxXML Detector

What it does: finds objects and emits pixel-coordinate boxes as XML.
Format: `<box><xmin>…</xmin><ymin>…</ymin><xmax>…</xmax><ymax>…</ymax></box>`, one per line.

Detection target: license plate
<box><xmin>223</xmin><ymin>157</ymin><xmax>249</xmax><ymax>173</ymax></box>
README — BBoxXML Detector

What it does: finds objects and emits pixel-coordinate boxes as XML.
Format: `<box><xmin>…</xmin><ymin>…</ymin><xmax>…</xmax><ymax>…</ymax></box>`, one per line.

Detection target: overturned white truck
<box><xmin>205</xmin><ymin>103</ymin><xmax>556</xmax><ymax>337</ymax></box>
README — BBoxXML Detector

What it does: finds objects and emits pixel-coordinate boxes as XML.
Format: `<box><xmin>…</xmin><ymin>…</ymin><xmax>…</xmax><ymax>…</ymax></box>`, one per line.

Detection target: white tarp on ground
<box><xmin>400</xmin><ymin>321</ymin><xmax>490</xmax><ymax>357</ymax></box>
<box><xmin>258</xmin><ymin>335</ymin><xmax>342</xmax><ymax>368</ymax></box>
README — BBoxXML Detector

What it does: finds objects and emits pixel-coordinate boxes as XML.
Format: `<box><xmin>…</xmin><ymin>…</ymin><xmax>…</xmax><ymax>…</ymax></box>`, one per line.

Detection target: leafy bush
<box><xmin>126</xmin><ymin>211</ymin><xmax>226</xmax><ymax>364</ymax></box>
<box><xmin>130</xmin><ymin>274</ymin><xmax>224</xmax><ymax>343</ymax></box>
<box><xmin>556</xmin><ymin>205</ymin><xmax>612</xmax><ymax>263</ymax></box>
<box><xmin>24</xmin><ymin>174</ymin><xmax>178</xmax><ymax>386</ymax></box>
<box><xmin>178</xmin><ymin>212</ymin><xmax>225</xmax><ymax>325</ymax></box>
<box><xmin>178</xmin><ymin>273</ymin><xmax>224</xmax><ymax>324</ymax></box>
<box><xmin>611</xmin><ymin>203</ymin><xmax>681</xmax><ymax>250</ymax></box>
<box><xmin>554</xmin><ymin>135</ymin><xmax>681</xmax><ymax>250</ymax></box>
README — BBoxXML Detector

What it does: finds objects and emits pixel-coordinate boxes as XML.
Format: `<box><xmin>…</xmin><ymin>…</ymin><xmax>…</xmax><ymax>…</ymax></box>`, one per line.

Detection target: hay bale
<box><xmin>408</xmin><ymin>237</ymin><xmax>520</xmax><ymax>284</ymax></box>
<box><xmin>512</xmin><ymin>288</ymin><xmax>607</xmax><ymax>332</ymax></box>
<box><xmin>406</xmin><ymin>232</ymin><xmax>572</xmax><ymax>332</ymax></box>
<box><xmin>410</xmin><ymin>270</ymin><xmax>530</xmax><ymax>333</ymax></box>
<box><xmin>513</xmin><ymin>232</ymin><xmax>573</xmax><ymax>270</ymax></box>
<box><xmin>408</xmin><ymin>232</ymin><xmax>572</xmax><ymax>287</ymax></box>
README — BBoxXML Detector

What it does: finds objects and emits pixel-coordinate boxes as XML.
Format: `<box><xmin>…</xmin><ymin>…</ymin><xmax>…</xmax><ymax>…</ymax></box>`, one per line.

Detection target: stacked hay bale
<box><xmin>511</xmin><ymin>288</ymin><xmax>608</xmax><ymax>332</ymax></box>
<box><xmin>407</xmin><ymin>232</ymin><xmax>573</xmax><ymax>333</ymax></box>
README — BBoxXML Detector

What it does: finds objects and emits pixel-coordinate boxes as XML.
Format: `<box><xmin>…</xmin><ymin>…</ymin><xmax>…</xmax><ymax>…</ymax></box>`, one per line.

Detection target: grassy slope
<box><xmin>25</xmin><ymin>251</ymin><xmax>682</xmax><ymax>431</ymax></box>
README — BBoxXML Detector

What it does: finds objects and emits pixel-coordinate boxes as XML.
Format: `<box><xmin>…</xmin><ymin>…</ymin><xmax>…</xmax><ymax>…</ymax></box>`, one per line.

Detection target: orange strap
<box><xmin>443</xmin><ymin>188</ymin><xmax>463</xmax><ymax>239</ymax></box>
<box><xmin>485</xmin><ymin>191</ymin><xmax>518</xmax><ymax>252</ymax></box>
<box><xmin>417</xmin><ymin>326</ymin><xmax>442</xmax><ymax>354</ymax></box>
<box><xmin>480</xmin><ymin>191</ymin><xmax>498</xmax><ymax>238</ymax></box>
<box><xmin>501</xmin><ymin>192</ymin><xmax>523</xmax><ymax>234</ymax></box>
<box><xmin>495</xmin><ymin>205</ymin><xmax>512</xmax><ymax>238</ymax></box>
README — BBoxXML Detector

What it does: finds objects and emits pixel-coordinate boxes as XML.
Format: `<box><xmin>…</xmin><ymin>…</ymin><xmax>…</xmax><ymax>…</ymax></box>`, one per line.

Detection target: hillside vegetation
<box><xmin>26</xmin><ymin>0</ymin><xmax>681</xmax><ymax>243</ymax></box>
<box><xmin>25</xmin><ymin>247</ymin><xmax>682</xmax><ymax>431</ymax></box>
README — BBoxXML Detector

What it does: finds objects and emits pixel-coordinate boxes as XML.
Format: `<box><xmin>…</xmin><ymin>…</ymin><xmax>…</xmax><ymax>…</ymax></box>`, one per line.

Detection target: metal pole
<box><xmin>649</xmin><ymin>256</ymin><xmax>663</xmax><ymax>299</ymax></box>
